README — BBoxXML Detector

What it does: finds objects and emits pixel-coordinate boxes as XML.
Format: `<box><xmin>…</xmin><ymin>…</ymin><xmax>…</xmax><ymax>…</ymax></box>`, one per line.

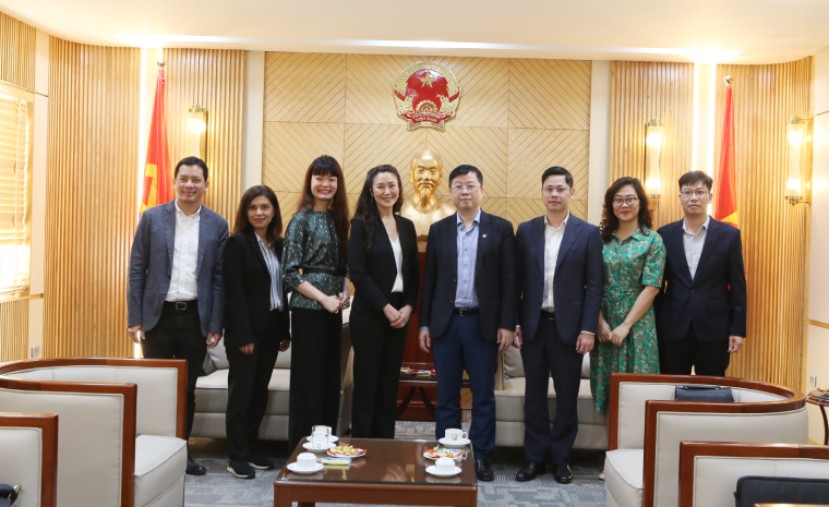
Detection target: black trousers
<box><xmin>350</xmin><ymin>293</ymin><xmax>408</xmax><ymax>439</ymax></box>
<box><xmin>142</xmin><ymin>303</ymin><xmax>206</xmax><ymax>438</ymax></box>
<box><xmin>660</xmin><ymin>328</ymin><xmax>731</xmax><ymax>376</ymax></box>
<box><xmin>225</xmin><ymin>309</ymin><xmax>285</xmax><ymax>461</ymax></box>
<box><xmin>520</xmin><ymin>314</ymin><xmax>582</xmax><ymax>464</ymax></box>
<box><xmin>288</xmin><ymin>308</ymin><xmax>343</xmax><ymax>451</ymax></box>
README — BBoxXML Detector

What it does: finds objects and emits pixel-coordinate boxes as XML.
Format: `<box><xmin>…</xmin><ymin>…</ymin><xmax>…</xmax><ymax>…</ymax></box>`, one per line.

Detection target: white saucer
<box><xmin>426</xmin><ymin>465</ymin><xmax>462</xmax><ymax>477</ymax></box>
<box><xmin>286</xmin><ymin>462</ymin><xmax>324</xmax><ymax>474</ymax></box>
<box><xmin>306</xmin><ymin>435</ymin><xmax>339</xmax><ymax>443</ymax></box>
<box><xmin>302</xmin><ymin>442</ymin><xmax>332</xmax><ymax>453</ymax></box>
<box><xmin>438</xmin><ymin>437</ymin><xmax>471</xmax><ymax>447</ymax></box>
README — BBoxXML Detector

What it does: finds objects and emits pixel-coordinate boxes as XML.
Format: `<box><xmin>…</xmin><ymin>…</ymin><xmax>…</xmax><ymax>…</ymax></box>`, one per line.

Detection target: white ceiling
<box><xmin>4</xmin><ymin>0</ymin><xmax>829</xmax><ymax>64</ymax></box>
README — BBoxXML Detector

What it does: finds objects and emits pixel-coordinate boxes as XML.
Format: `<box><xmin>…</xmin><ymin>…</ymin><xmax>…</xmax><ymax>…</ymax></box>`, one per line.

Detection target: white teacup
<box><xmin>444</xmin><ymin>428</ymin><xmax>468</xmax><ymax>442</ymax></box>
<box><xmin>296</xmin><ymin>452</ymin><xmax>317</xmax><ymax>469</ymax></box>
<box><xmin>435</xmin><ymin>457</ymin><xmax>456</xmax><ymax>473</ymax></box>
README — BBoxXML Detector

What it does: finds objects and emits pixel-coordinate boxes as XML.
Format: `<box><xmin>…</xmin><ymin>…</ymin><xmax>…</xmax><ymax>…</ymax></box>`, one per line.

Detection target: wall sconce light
<box><xmin>187</xmin><ymin>105</ymin><xmax>208</xmax><ymax>159</ymax></box>
<box><xmin>785</xmin><ymin>115</ymin><xmax>812</xmax><ymax>205</ymax></box>
<box><xmin>645</xmin><ymin>119</ymin><xmax>664</xmax><ymax>199</ymax></box>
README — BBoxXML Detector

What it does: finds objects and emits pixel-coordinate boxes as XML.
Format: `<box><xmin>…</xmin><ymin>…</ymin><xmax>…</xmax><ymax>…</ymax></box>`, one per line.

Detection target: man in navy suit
<box><xmin>514</xmin><ymin>166</ymin><xmax>602</xmax><ymax>483</ymax></box>
<box><xmin>657</xmin><ymin>171</ymin><xmax>747</xmax><ymax>376</ymax></box>
<box><xmin>419</xmin><ymin>164</ymin><xmax>517</xmax><ymax>482</ymax></box>
<box><xmin>128</xmin><ymin>156</ymin><xmax>228</xmax><ymax>475</ymax></box>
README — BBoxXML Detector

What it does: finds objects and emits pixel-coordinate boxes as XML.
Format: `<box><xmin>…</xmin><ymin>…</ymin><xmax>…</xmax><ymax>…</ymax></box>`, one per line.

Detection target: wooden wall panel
<box><xmin>264</xmin><ymin>54</ymin><xmax>592</xmax><ymax>226</ymax></box>
<box><xmin>717</xmin><ymin>59</ymin><xmax>812</xmax><ymax>390</ymax></box>
<box><xmin>164</xmin><ymin>49</ymin><xmax>244</xmax><ymax>222</ymax></box>
<box><xmin>45</xmin><ymin>39</ymin><xmax>140</xmax><ymax>358</ymax></box>
<box><xmin>0</xmin><ymin>11</ymin><xmax>35</xmax><ymax>91</ymax></box>
<box><xmin>0</xmin><ymin>299</ymin><xmax>28</xmax><ymax>362</ymax></box>
<box><xmin>609</xmin><ymin>62</ymin><xmax>695</xmax><ymax>227</ymax></box>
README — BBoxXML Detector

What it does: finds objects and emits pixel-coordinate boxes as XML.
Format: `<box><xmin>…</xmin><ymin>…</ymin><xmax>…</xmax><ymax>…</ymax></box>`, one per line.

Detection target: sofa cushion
<box><xmin>206</xmin><ymin>339</ymin><xmax>229</xmax><ymax>371</ymax></box>
<box><xmin>504</xmin><ymin>348</ymin><xmax>591</xmax><ymax>379</ymax></box>
<box><xmin>195</xmin><ymin>368</ymin><xmax>291</xmax><ymax>414</ymax></box>
<box><xmin>605</xmin><ymin>449</ymin><xmax>644</xmax><ymax>507</ymax></box>
<box><xmin>134</xmin><ymin>435</ymin><xmax>186</xmax><ymax>507</ymax></box>
<box><xmin>495</xmin><ymin>377</ymin><xmax>603</xmax><ymax>426</ymax></box>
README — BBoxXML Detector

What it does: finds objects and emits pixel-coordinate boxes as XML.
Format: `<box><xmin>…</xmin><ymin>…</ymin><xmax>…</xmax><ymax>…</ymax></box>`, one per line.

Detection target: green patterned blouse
<box><xmin>281</xmin><ymin>208</ymin><xmax>345</xmax><ymax>311</ymax></box>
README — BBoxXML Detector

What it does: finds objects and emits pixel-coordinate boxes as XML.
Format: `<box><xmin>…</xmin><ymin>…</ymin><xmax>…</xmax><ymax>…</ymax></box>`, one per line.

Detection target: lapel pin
<box><xmin>482</xmin><ymin>234</ymin><xmax>487</xmax><ymax>238</ymax></box>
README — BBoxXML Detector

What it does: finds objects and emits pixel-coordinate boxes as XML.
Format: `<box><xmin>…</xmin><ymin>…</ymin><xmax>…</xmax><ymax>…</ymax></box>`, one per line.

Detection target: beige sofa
<box><xmin>494</xmin><ymin>347</ymin><xmax>607</xmax><ymax>450</ymax></box>
<box><xmin>0</xmin><ymin>358</ymin><xmax>188</xmax><ymax>507</ymax></box>
<box><xmin>192</xmin><ymin>317</ymin><xmax>354</xmax><ymax>440</ymax></box>
<box><xmin>604</xmin><ymin>373</ymin><xmax>808</xmax><ymax>507</ymax></box>
<box><xmin>0</xmin><ymin>412</ymin><xmax>58</xmax><ymax>507</ymax></box>
<box><xmin>678</xmin><ymin>441</ymin><xmax>829</xmax><ymax>507</ymax></box>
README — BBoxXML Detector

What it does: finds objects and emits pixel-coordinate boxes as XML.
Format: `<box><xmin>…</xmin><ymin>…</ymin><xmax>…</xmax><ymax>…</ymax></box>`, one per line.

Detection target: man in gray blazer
<box><xmin>128</xmin><ymin>156</ymin><xmax>228</xmax><ymax>475</ymax></box>
<box><xmin>514</xmin><ymin>166</ymin><xmax>602</xmax><ymax>483</ymax></box>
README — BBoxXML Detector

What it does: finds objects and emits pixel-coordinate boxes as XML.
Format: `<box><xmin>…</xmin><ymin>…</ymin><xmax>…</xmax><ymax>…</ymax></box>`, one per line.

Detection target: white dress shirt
<box><xmin>682</xmin><ymin>216</ymin><xmax>709</xmax><ymax>280</ymax></box>
<box><xmin>541</xmin><ymin>213</ymin><xmax>569</xmax><ymax>312</ymax></box>
<box><xmin>166</xmin><ymin>201</ymin><xmax>200</xmax><ymax>301</ymax></box>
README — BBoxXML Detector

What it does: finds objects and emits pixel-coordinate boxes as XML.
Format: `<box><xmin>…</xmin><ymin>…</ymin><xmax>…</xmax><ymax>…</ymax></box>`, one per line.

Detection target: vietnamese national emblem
<box><xmin>394</xmin><ymin>61</ymin><xmax>460</xmax><ymax>131</ymax></box>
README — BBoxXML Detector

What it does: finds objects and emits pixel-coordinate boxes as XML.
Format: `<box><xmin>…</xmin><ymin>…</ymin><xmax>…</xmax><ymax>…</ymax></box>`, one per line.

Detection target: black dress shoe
<box><xmin>475</xmin><ymin>458</ymin><xmax>494</xmax><ymax>482</ymax></box>
<box><xmin>515</xmin><ymin>461</ymin><xmax>545</xmax><ymax>482</ymax></box>
<box><xmin>186</xmin><ymin>457</ymin><xmax>207</xmax><ymax>476</ymax></box>
<box><xmin>552</xmin><ymin>464</ymin><xmax>573</xmax><ymax>484</ymax></box>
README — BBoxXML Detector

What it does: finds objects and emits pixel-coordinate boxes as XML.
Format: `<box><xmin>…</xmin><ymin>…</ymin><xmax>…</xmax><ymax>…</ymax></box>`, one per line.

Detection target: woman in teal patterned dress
<box><xmin>591</xmin><ymin>177</ymin><xmax>665</xmax><ymax>416</ymax></box>
<box><xmin>282</xmin><ymin>155</ymin><xmax>351</xmax><ymax>450</ymax></box>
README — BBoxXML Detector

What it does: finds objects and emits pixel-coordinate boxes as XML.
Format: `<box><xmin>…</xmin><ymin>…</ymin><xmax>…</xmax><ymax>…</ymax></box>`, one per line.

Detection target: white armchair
<box><xmin>0</xmin><ymin>358</ymin><xmax>188</xmax><ymax>507</ymax></box>
<box><xmin>678</xmin><ymin>441</ymin><xmax>829</xmax><ymax>507</ymax></box>
<box><xmin>605</xmin><ymin>373</ymin><xmax>808</xmax><ymax>507</ymax></box>
<box><xmin>0</xmin><ymin>412</ymin><xmax>58</xmax><ymax>507</ymax></box>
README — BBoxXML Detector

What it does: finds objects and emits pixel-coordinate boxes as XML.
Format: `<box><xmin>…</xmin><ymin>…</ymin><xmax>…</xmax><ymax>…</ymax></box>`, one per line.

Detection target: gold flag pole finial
<box><xmin>157</xmin><ymin>61</ymin><xmax>165</xmax><ymax>68</ymax></box>
<box><xmin>723</xmin><ymin>75</ymin><xmax>732</xmax><ymax>86</ymax></box>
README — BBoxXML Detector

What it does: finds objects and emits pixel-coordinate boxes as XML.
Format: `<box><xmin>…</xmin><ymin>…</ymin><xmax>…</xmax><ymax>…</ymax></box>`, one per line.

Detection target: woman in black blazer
<box><xmin>223</xmin><ymin>185</ymin><xmax>291</xmax><ymax>479</ymax></box>
<box><xmin>349</xmin><ymin>165</ymin><xmax>420</xmax><ymax>438</ymax></box>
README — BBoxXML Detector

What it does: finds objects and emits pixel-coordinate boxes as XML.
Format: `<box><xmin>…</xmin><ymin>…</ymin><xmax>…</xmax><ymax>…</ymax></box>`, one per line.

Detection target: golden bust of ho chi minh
<box><xmin>400</xmin><ymin>149</ymin><xmax>455</xmax><ymax>239</ymax></box>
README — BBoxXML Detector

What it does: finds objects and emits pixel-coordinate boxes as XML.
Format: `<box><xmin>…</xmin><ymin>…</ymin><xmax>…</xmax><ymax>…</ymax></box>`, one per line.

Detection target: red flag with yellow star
<box><xmin>141</xmin><ymin>68</ymin><xmax>173</xmax><ymax>212</ymax></box>
<box><xmin>713</xmin><ymin>80</ymin><xmax>738</xmax><ymax>227</ymax></box>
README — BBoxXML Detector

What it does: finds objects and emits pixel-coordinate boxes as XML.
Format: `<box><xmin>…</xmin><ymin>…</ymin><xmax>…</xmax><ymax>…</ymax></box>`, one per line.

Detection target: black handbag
<box><xmin>675</xmin><ymin>384</ymin><xmax>734</xmax><ymax>402</ymax></box>
<box><xmin>734</xmin><ymin>475</ymin><xmax>829</xmax><ymax>507</ymax></box>
<box><xmin>0</xmin><ymin>484</ymin><xmax>20</xmax><ymax>507</ymax></box>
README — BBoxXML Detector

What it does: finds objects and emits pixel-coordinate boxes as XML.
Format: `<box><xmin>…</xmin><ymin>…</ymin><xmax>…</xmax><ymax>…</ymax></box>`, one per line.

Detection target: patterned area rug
<box><xmin>185</xmin><ymin>420</ymin><xmax>606</xmax><ymax>507</ymax></box>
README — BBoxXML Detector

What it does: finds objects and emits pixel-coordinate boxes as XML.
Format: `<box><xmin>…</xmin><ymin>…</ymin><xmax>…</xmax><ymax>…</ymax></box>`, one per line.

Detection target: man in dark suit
<box><xmin>418</xmin><ymin>164</ymin><xmax>518</xmax><ymax>482</ymax></box>
<box><xmin>514</xmin><ymin>166</ymin><xmax>602</xmax><ymax>483</ymax></box>
<box><xmin>128</xmin><ymin>156</ymin><xmax>228</xmax><ymax>475</ymax></box>
<box><xmin>657</xmin><ymin>170</ymin><xmax>747</xmax><ymax>376</ymax></box>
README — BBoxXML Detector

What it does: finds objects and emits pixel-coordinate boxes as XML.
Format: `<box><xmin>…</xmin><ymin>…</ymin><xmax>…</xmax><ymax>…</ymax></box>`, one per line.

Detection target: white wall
<box><xmin>27</xmin><ymin>29</ymin><xmax>49</xmax><ymax>358</ymax></box>
<box><xmin>806</xmin><ymin>46</ymin><xmax>829</xmax><ymax>443</ymax></box>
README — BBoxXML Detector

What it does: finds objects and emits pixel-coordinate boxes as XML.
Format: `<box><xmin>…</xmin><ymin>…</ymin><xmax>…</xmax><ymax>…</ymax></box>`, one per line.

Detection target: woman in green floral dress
<box><xmin>591</xmin><ymin>177</ymin><xmax>665</xmax><ymax>416</ymax></box>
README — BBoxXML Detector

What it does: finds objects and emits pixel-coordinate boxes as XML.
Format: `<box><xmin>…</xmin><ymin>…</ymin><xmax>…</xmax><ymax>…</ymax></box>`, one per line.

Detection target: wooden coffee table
<box><xmin>274</xmin><ymin>438</ymin><xmax>477</xmax><ymax>507</ymax></box>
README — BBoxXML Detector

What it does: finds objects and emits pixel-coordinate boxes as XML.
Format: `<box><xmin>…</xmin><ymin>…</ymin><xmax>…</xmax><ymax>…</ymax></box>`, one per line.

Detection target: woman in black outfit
<box><xmin>349</xmin><ymin>165</ymin><xmax>420</xmax><ymax>438</ymax></box>
<box><xmin>223</xmin><ymin>185</ymin><xmax>291</xmax><ymax>479</ymax></box>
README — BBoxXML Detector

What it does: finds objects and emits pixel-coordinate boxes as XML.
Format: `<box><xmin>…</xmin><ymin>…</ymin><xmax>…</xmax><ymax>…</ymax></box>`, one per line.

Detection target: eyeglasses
<box><xmin>612</xmin><ymin>197</ymin><xmax>639</xmax><ymax>207</ymax></box>
<box><xmin>680</xmin><ymin>190</ymin><xmax>710</xmax><ymax>198</ymax></box>
<box><xmin>450</xmin><ymin>183</ymin><xmax>480</xmax><ymax>193</ymax></box>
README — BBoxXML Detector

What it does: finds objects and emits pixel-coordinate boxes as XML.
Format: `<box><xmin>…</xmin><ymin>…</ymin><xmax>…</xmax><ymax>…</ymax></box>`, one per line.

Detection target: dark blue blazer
<box><xmin>516</xmin><ymin>215</ymin><xmax>603</xmax><ymax>344</ymax></box>
<box><xmin>128</xmin><ymin>200</ymin><xmax>228</xmax><ymax>336</ymax></box>
<box><xmin>657</xmin><ymin>217</ymin><xmax>747</xmax><ymax>342</ymax></box>
<box><xmin>419</xmin><ymin>211</ymin><xmax>518</xmax><ymax>341</ymax></box>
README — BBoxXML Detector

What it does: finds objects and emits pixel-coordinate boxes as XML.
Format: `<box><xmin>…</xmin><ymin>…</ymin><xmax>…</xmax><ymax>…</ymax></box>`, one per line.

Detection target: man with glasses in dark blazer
<box><xmin>657</xmin><ymin>171</ymin><xmax>747</xmax><ymax>376</ymax></box>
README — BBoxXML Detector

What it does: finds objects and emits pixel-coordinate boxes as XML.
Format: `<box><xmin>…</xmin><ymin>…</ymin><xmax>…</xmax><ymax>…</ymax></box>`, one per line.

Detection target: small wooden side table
<box><xmin>806</xmin><ymin>390</ymin><xmax>829</xmax><ymax>445</ymax></box>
